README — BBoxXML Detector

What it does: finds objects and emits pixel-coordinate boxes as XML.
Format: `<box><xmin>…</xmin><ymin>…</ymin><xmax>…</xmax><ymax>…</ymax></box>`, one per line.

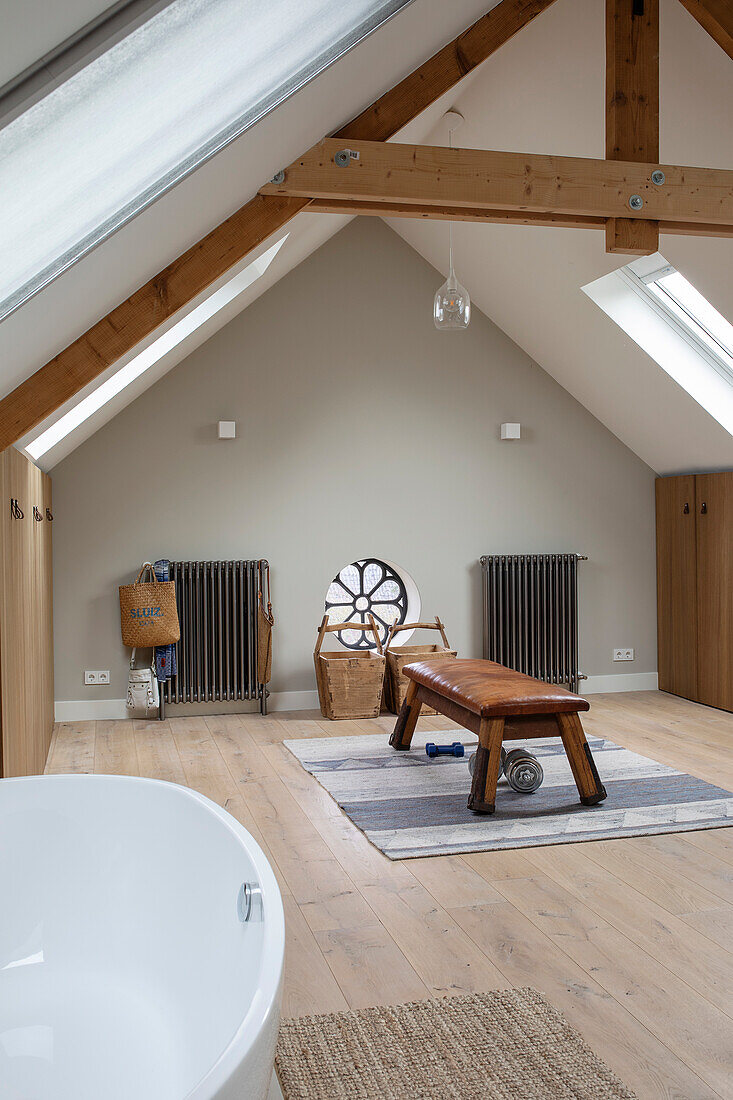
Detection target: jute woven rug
<box><xmin>275</xmin><ymin>989</ymin><xmax>636</xmax><ymax>1099</ymax></box>
<box><xmin>284</xmin><ymin>731</ymin><xmax>732</xmax><ymax>858</ymax></box>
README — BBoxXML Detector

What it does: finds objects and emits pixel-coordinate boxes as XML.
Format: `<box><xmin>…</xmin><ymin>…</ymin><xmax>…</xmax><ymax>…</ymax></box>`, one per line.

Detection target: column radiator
<box><xmin>163</xmin><ymin>560</ymin><xmax>269</xmax><ymax>713</ymax></box>
<box><xmin>480</xmin><ymin>554</ymin><xmax>586</xmax><ymax>693</ymax></box>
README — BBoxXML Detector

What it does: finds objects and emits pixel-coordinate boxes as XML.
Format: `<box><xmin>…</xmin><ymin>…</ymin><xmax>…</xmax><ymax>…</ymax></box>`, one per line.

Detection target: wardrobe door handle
<box><xmin>700</xmin><ymin>502</ymin><xmax>707</xmax><ymax>514</ymax></box>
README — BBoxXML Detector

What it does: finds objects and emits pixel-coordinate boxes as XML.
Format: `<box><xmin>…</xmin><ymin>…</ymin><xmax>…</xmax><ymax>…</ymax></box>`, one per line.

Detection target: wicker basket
<box><xmin>383</xmin><ymin>618</ymin><xmax>456</xmax><ymax>715</ymax></box>
<box><xmin>314</xmin><ymin>614</ymin><xmax>385</xmax><ymax>720</ymax></box>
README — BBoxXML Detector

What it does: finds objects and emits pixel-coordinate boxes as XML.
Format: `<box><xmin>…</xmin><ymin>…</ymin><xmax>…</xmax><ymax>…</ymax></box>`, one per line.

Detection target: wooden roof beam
<box><xmin>261</xmin><ymin>140</ymin><xmax>733</xmax><ymax>228</ymax></box>
<box><xmin>606</xmin><ymin>0</ymin><xmax>660</xmax><ymax>255</ymax></box>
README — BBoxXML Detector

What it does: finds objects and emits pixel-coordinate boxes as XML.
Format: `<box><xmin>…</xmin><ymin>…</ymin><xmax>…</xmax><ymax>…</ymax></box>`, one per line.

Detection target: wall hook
<box><xmin>683</xmin><ymin>502</ymin><xmax>689</xmax><ymax>514</ymax></box>
<box><xmin>700</xmin><ymin>501</ymin><xmax>707</xmax><ymax>514</ymax></box>
<box><xmin>33</xmin><ymin>506</ymin><xmax>43</xmax><ymax>521</ymax></box>
<box><xmin>10</xmin><ymin>498</ymin><xmax>24</xmax><ymax>519</ymax></box>
<box><xmin>45</xmin><ymin>508</ymin><xmax>54</xmax><ymax>521</ymax></box>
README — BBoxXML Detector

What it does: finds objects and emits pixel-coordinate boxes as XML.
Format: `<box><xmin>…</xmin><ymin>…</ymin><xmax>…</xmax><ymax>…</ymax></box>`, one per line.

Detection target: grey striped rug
<box><xmin>285</xmin><ymin>732</ymin><xmax>733</xmax><ymax>859</ymax></box>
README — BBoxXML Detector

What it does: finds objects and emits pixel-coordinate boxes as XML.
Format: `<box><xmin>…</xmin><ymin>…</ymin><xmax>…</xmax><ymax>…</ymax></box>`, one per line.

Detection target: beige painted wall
<box><xmin>52</xmin><ymin>219</ymin><xmax>658</xmax><ymax>709</ymax></box>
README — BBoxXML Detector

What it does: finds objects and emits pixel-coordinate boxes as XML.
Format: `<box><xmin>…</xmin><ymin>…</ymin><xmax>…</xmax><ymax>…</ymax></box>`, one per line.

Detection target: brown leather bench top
<box><xmin>402</xmin><ymin>658</ymin><xmax>590</xmax><ymax>718</ymax></box>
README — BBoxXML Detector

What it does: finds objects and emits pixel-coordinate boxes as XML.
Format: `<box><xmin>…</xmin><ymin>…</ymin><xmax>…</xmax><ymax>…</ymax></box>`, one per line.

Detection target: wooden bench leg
<box><xmin>557</xmin><ymin>712</ymin><xmax>607</xmax><ymax>806</ymax></box>
<box><xmin>389</xmin><ymin>680</ymin><xmax>423</xmax><ymax>751</ymax></box>
<box><xmin>467</xmin><ymin>717</ymin><xmax>505</xmax><ymax>814</ymax></box>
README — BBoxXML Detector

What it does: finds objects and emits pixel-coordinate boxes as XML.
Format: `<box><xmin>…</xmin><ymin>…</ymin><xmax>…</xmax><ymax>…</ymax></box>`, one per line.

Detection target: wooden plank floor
<box><xmin>46</xmin><ymin>691</ymin><xmax>733</xmax><ymax>1099</ymax></box>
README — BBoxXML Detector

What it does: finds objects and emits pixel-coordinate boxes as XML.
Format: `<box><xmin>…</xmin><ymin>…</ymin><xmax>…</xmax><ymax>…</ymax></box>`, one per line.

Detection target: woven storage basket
<box><xmin>314</xmin><ymin>614</ymin><xmax>385</xmax><ymax>720</ymax></box>
<box><xmin>383</xmin><ymin>618</ymin><xmax>456</xmax><ymax>715</ymax></box>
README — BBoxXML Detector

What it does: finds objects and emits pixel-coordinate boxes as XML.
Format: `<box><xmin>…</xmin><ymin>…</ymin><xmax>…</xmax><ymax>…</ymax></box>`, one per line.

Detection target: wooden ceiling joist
<box><xmin>677</xmin><ymin>0</ymin><xmax>733</xmax><ymax>60</ymax></box>
<box><xmin>0</xmin><ymin>0</ymin><xmax>559</xmax><ymax>453</ymax></box>
<box><xmin>309</xmin><ymin>198</ymin><xmax>733</xmax><ymax>239</ymax></box>
<box><xmin>310</xmin><ymin>198</ymin><xmax>607</xmax><ymax>229</ymax></box>
<box><xmin>262</xmin><ymin>139</ymin><xmax>733</xmax><ymax>227</ymax></box>
<box><xmin>606</xmin><ymin>0</ymin><xmax>660</xmax><ymax>255</ymax></box>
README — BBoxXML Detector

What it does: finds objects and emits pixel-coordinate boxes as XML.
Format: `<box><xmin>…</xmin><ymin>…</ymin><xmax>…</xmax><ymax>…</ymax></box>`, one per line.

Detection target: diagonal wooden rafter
<box><xmin>0</xmin><ymin>0</ymin><xmax>560</xmax><ymax>453</ymax></box>
<box><xmin>677</xmin><ymin>0</ymin><xmax>733</xmax><ymax>60</ymax></box>
<box><xmin>261</xmin><ymin>139</ymin><xmax>733</xmax><ymax>226</ymax></box>
<box><xmin>606</xmin><ymin>0</ymin><xmax>660</xmax><ymax>255</ymax></box>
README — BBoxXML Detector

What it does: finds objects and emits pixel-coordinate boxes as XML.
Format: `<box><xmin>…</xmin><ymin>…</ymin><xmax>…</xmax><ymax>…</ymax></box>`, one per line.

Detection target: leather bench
<box><xmin>389</xmin><ymin>658</ymin><xmax>607</xmax><ymax>814</ymax></box>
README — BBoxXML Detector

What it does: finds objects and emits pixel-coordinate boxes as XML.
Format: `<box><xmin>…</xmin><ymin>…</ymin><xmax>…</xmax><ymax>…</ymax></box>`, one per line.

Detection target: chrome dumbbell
<box><xmin>468</xmin><ymin>746</ymin><xmax>507</xmax><ymax>777</ymax></box>
<box><xmin>503</xmin><ymin>748</ymin><xmax>544</xmax><ymax>793</ymax></box>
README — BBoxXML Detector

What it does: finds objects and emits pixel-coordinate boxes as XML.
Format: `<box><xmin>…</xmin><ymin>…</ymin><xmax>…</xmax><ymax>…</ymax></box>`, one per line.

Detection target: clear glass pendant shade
<box><xmin>433</xmin><ymin>267</ymin><xmax>471</xmax><ymax>330</ymax></box>
<box><xmin>433</xmin><ymin>117</ymin><xmax>470</xmax><ymax>330</ymax></box>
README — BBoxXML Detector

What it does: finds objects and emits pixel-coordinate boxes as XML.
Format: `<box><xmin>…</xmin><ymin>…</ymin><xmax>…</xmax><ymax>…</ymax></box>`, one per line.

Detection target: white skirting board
<box><xmin>54</xmin><ymin>690</ymin><xmax>321</xmax><ymax>722</ymax></box>
<box><xmin>54</xmin><ymin>675</ymin><xmax>658</xmax><ymax>722</ymax></box>
<box><xmin>583</xmin><ymin>672</ymin><xmax>659</xmax><ymax>693</ymax></box>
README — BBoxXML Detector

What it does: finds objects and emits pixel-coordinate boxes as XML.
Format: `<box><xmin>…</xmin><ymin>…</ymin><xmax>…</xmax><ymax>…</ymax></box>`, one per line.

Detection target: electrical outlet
<box><xmin>84</xmin><ymin>670</ymin><xmax>110</xmax><ymax>685</ymax></box>
<box><xmin>613</xmin><ymin>648</ymin><xmax>634</xmax><ymax>662</ymax></box>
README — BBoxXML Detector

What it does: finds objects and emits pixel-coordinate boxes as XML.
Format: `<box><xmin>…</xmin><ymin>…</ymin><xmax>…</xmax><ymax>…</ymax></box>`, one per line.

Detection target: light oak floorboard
<box><xmin>45</xmin><ymin>721</ymin><xmax>95</xmax><ymax>773</ymax></box>
<box><xmin>493</xmin><ymin>872</ymin><xmax>732</xmax><ymax>1097</ymax></box>
<box><xmin>449</xmin><ymin>899</ymin><xmax>718</xmax><ymax>1100</ymax></box>
<box><xmin>132</xmin><ymin>718</ymin><xmax>186</xmax><ymax>785</ymax></box>
<box><xmin>94</xmin><ymin>720</ymin><xmax>139</xmax><ymax>776</ymax></box>
<box><xmin>359</xmin><ymin>878</ymin><xmax>510</xmax><ymax>997</ymax></box>
<box><xmin>523</xmin><ymin>843</ymin><xmax>733</xmax><ymax>1018</ymax></box>
<box><xmin>280</xmin><ymin>894</ymin><xmax>350</xmax><ymax>1017</ymax></box>
<box><xmin>47</xmin><ymin>690</ymin><xmax>733</xmax><ymax>1097</ymax></box>
<box><xmin>580</xmin><ymin>837</ymin><xmax>727</xmax><ymax>916</ymax></box>
<box><xmin>679</xmin><ymin>907</ymin><xmax>733</xmax><ymax>953</ymax></box>
<box><xmin>681</xmin><ymin>829</ymin><xmax>733</xmax><ymax>864</ymax></box>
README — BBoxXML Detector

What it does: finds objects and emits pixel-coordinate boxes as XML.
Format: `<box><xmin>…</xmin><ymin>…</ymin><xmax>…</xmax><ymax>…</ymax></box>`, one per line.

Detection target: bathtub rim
<box><xmin>1</xmin><ymin>771</ymin><xmax>285</xmax><ymax>1100</ymax></box>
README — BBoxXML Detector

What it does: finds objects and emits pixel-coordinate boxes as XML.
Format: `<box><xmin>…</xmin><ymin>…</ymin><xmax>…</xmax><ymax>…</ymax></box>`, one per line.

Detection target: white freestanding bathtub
<box><xmin>0</xmin><ymin>774</ymin><xmax>284</xmax><ymax>1100</ymax></box>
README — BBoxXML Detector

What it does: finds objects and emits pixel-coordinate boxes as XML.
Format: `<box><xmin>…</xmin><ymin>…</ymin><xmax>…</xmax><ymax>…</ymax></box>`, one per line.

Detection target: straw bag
<box><xmin>257</xmin><ymin>563</ymin><xmax>273</xmax><ymax>684</ymax></box>
<box><xmin>119</xmin><ymin>562</ymin><xmax>180</xmax><ymax>648</ymax></box>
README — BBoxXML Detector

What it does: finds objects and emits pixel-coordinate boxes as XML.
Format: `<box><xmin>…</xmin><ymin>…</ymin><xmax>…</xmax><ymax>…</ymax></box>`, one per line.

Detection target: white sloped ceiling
<box><xmin>388</xmin><ymin>0</ymin><xmax>733</xmax><ymax>475</ymax></box>
<box><xmin>0</xmin><ymin>0</ymin><xmax>494</xmax><ymax>403</ymax></box>
<box><xmin>2</xmin><ymin>0</ymin><xmax>732</xmax><ymax>475</ymax></box>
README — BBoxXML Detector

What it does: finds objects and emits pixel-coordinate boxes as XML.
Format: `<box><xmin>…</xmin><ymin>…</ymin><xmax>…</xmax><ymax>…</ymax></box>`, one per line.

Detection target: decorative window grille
<box><xmin>325</xmin><ymin>558</ymin><xmax>407</xmax><ymax>649</ymax></box>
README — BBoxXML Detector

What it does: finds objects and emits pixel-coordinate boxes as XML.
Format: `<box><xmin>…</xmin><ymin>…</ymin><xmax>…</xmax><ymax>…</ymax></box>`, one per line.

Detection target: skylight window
<box><xmin>0</xmin><ymin>0</ymin><xmax>412</xmax><ymax>320</ymax></box>
<box><xmin>641</xmin><ymin>266</ymin><xmax>733</xmax><ymax>382</ymax></box>
<box><xmin>25</xmin><ymin>234</ymin><xmax>288</xmax><ymax>460</ymax></box>
<box><xmin>583</xmin><ymin>255</ymin><xmax>733</xmax><ymax>436</ymax></box>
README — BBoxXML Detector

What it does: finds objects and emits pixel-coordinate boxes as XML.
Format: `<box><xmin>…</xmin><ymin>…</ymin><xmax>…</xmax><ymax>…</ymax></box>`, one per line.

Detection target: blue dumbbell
<box><xmin>425</xmin><ymin>742</ymin><xmax>465</xmax><ymax>758</ymax></box>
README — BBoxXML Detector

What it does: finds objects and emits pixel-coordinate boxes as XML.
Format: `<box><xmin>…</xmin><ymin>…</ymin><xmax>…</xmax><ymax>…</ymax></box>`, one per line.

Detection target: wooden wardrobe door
<box><xmin>0</xmin><ymin>448</ymin><xmax>54</xmax><ymax>776</ymax></box>
<box><xmin>39</xmin><ymin>470</ymin><xmax>55</xmax><ymax>741</ymax></box>
<box><xmin>0</xmin><ymin>448</ymin><xmax>34</xmax><ymax>775</ymax></box>
<box><xmin>656</xmin><ymin>475</ymin><xmax>698</xmax><ymax>700</ymax></box>
<box><xmin>696</xmin><ymin>471</ymin><xmax>733</xmax><ymax>712</ymax></box>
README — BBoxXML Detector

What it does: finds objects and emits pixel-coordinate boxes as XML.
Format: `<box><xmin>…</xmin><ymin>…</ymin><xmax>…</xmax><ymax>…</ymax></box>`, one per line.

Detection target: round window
<box><xmin>325</xmin><ymin>558</ymin><xmax>411</xmax><ymax>649</ymax></box>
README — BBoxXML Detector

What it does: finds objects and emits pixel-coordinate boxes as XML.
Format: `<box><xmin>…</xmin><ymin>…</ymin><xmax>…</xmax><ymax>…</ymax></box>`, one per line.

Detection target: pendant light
<box><xmin>433</xmin><ymin>110</ymin><xmax>471</xmax><ymax>330</ymax></box>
